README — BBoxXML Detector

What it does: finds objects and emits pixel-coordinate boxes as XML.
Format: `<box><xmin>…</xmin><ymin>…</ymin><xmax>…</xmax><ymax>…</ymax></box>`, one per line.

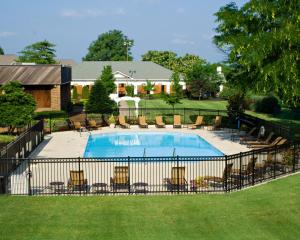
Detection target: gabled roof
<box><xmin>72</xmin><ymin>61</ymin><xmax>174</xmax><ymax>80</ymax></box>
<box><xmin>0</xmin><ymin>54</ymin><xmax>17</xmax><ymax>65</ymax></box>
<box><xmin>0</xmin><ymin>65</ymin><xmax>71</xmax><ymax>85</ymax></box>
<box><xmin>57</xmin><ymin>59</ymin><xmax>77</xmax><ymax>67</ymax></box>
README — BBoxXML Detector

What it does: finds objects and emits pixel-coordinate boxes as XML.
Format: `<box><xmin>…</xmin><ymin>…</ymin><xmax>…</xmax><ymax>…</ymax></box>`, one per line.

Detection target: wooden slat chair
<box><xmin>73</xmin><ymin>121</ymin><xmax>82</xmax><ymax>131</ymax></box>
<box><xmin>251</xmin><ymin>137</ymin><xmax>283</xmax><ymax>149</ymax></box>
<box><xmin>213</xmin><ymin>116</ymin><xmax>222</xmax><ymax>130</ymax></box>
<box><xmin>231</xmin><ymin>157</ymin><xmax>258</xmax><ymax>182</ymax></box>
<box><xmin>246</xmin><ymin>132</ymin><xmax>274</xmax><ymax>147</ymax></box>
<box><xmin>118</xmin><ymin>116</ymin><xmax>130</xmax><ymax>128</ymax></box>
<box><xmin>189</xmin><ymin>116</ymin><xmax>204</xmax><ymax>129</ymax></box>
<box><xmin>155</xmin><ymin>116</ymin><xmax>165</xmax><ymax>128</ymax></box>
<box><xmin>166</xmin><ymin>167</ymin><xmax>188</xmax><ymax>191</ymax></box>
<box><xmin>110</xmin><ymin>166</ymin><xmax>129</xmax><ymax>191</ymax></box>
<box><xmin>204</xmin><ymin>163</ymin><xmax>233</xmax><ymax>189</ymax></box>
<box><xmin>67</xmin><ymin>170</ymin><xmax>88</xmax><ymax>192</ymax></box>
<box><xmin>88</xmin><ymin>120</ymin><xmax>100</xmax><ymax>130</ymax></box>
<box><xmin>173</xmin><ymin>115</ymin><xmax>182</xmax><ymax>128</ymax></box>
<box><xmin>138</xmin><ymin>116</ymin><xmax>148</xmax><ymax>128</ymax></box>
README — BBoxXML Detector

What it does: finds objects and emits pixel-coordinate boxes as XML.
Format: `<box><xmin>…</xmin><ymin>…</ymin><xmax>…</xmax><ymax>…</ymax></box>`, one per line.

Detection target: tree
<box><xmin>0</xmin><ymin>81</ymin><xmax>36</xmax><ymax>133</ymax></box>
<box><xmin>143</xmin><ymin>80</ymin><xmax>155</xmax><ymax>95</ymax></box>
<box><xmin>100</xmin><ymin>65</ymin><xmax>116</xmax><ymax>94</ymax></box>
<box><xmin>227</xmin><ymin>92</ymin><xmax>246</xmax><ymax>125</ymax></box>
<box><xmin>163</xmin><ymin>94</ymin><xmax>181</xmax><ymax>110</ymax></box>
<box><xmin>214</xmin><ymin>1</ymin><xmax>300</xmax><ymax>108</ymax></box>
<box><xmin>0</xmin><ymin>46</ymin><xmax>4</xmax><ymax>55</ymax></box>
<box><xmin>141</xmin><ymin>50</ymin><xmax>178</xmax><ymax>70</ymax></box>
<box><xmin>170</xmin><ymin>72</ymin><xmax>183</xmax><ymax>98</ymax></box>
<box><xmin>17</xmin><ymin>40</ymin><xmax>57</xmax><ymax>64</ymax></box>
<box><xmin>185</xmin><ymin>63</ymin><xmax>220</xmax><ymax>99</ymax></box>
<box><xmin>86</xmin><ymin>79</ymin><xmax>116</xmax><ymax>114</ymax></box>
<box><xmin>83</xmin><ymin>30</ymin><xmax>134</xmax><ymax>61</ymax></box>
<box><xmin>125</xmin><ymin>85</ymin><xmax>134</xmax><ymax>97</ymax></box>
<box><xmin>81</xmin><ymin>86</ymin><xmax>90</xmax><ymax>99</ymax></box>
<box><xmin>72</xmin><ymin>86</ymin><xmax>79</xmax><ymax>101</ymax></box>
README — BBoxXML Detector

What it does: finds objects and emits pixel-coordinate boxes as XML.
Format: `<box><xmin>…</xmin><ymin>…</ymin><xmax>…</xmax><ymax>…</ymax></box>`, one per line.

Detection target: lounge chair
<box><xmin>250</xmin><ymin>137</ymin><xmax>283</xmax><ymax>149</ymax></box>
<box><xmin>88</xmin><ymin>120</ymin><xmax>100</xmax><ymax>130</ymax></box>
<box><xmin>204</xmin><ymin>163</ymin><xmax>233</xmax><ymax>188</ymax></box>
<box><xmin>239</xmin><ymin>127</ymin><xmax>257</xmax><ymax>142</ymax></box>
<box><xmin>110</xmin><ymin>166</ymin><xmax>129</xmax><ymax>191</ymax></box>
<box><xmin>138</xmin><ymin>116</ymin><xmax>148</xmax><ymax>128</ymax></box>
<box><xmin>173</xmin><ymin>115</ymin><xmax>182</xmax><ymax>128</ymax></box>
<box><xmin>73</xmin><ymin>121</ymin><xmax>83</xmax><ymax>131</ymax></box>
<box><xmin>231</xmin><ymin>157</ymin><xmax>257</xmax><ymax>181</ymax></box>
<box><xmin>188</xmin><ymin>116</ymin><xmax>204</xmax><ymax>129</ymax></box>
<box><xmin>67</xmin><ymin>170</ymin><xmax>88</xmax><ymax>192</ymax></box>
<box><xmin>118</xmin><ymin>116</ymin><xmax>130</xmax><ymax>128</ymax></box>
<box><xmin>246</xmin><ymin>132</ymin><xmax>274</xmax><ymax>146</ymax></box>
<box><xmin>166</xmin><ymin>167</ymin><xmax>188</xmax><ymax>191</ymax></box>
<box><xmin>213</xmin><ymin>116</ymin><xmax>222</xmax><ymax>130</ymax></box>
<box><xmin>155</xmin><ymin>116</ymin><xmax>165</xmax><ymax>128</ymax></box>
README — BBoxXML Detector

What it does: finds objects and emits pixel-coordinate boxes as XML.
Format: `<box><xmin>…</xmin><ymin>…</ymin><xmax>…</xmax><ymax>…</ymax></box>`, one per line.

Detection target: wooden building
<box><xmin>0</xmin><ymin>65</ymin><xmax>71</xmax><ymax>111</ymax></box>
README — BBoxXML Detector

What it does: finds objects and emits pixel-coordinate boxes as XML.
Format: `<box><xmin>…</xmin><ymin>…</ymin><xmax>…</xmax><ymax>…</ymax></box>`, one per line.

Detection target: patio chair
<box><xmin>231</xmin><ymin>157</ymin><xmax>258</xmax><ymax>182</ymax></box>
<box><xmin>239</xmin><ymin>127</ymin><xmax>257</xmax><ymax>142</ymax></box>
<box><xmin>88</xmin><ymin>120</ymin><xmax>100</xmax><ymax>130</ymax></box>
<box><xmin>155</xmin><ymin>116</ymin><xmax>165</xmax><ymax>128</ymax></box>
<box><xmin>246</xmin><ymin>132</ymin><xmax>274</xmax><ymax>147</ymax></box>
<box><xmin>118</xmin><ymin>116</ymin><xmax>130</xmax><ymax>128</ymax></box>
<box><xmin>173</xmin><ymin>115</ymin><xmax>182</xmax><ymax>128</ymax></box>
<box><xmin>67</xmin><ymin>170</ymin><xmax>88</xmax><ymax>192</ymax></box>
<box><xmin>73</xmin><ymin>121</ymin><xmax>83</xmax><ymax>131</ymax></box>
<box><xmin>188</xmin><ymin>116</ymin><xmax>204</xmax><ymax>129</ymax></box>
<box><xmin>213</xmin><ymin>116</ymin><xmax>222</xmax><ymax>130</ymax></box>
<box><xmin>204</xmin><ymin>163</ymin><xmax>234</xmax><ymax>189</ymax></box>
<box><xmin>166</xmin><ymin>167</ymin><xmax>188</xmax><ymax>191</ymax></box>
<box><xmin>250</xmin><ymin>137</ymin><xmax>283</xmax><ymax>149</ymax></box>
<box><xmin>138</xmin><ymin>116</ymin><xmax>148</xmax><ymax>128</ymax></box>
<box><xmin>110</xmin><ymin>166</ymin><xmax>129</xmax><ymax>191</ymax></box>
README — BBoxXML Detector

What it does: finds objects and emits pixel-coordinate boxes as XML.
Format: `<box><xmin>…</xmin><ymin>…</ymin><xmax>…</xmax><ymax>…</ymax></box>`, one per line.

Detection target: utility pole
<box><xmin>124</xmin><ymin>40</ymin><xmax>132</xmax><ymax>61</ymax></box>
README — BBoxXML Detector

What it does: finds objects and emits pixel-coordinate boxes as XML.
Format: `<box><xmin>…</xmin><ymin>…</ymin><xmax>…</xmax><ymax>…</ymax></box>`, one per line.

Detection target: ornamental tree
<box><xmin>100</xmin><ymin>65</ymin><xmax>116</xmax><ymax>94</ymax></box>
<box><xmin>0</xmin><ymin>46</ymin><xmax>4</xmax><ymax>55</ymax></box>
<box><xmin>0</xmin><ymin>81</ymin><xmax>36</xmax><ymax>133</ymax></box>
<box><xmin>17</xmin><ymin>40</ymin><xmax>57</xmax><ymax>64</ymax></box>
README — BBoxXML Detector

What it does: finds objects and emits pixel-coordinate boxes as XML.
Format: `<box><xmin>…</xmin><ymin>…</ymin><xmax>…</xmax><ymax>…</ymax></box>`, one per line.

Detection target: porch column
<box><xmin>134</xmin><ymin>84</ymin><xmax>138</xmax><ymax>95</ymax></box>
<box><xmin>166</xmin><ymin>83</ymin><xmax>171</xmax><ymax>94</ymax></box>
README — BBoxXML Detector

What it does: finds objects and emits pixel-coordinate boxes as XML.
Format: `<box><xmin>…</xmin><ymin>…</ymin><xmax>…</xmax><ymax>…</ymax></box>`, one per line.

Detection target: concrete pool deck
<box><xmin>30</xmin><ymin>125</ymin><xmax>250</xmax><ymax>158</ymax></box>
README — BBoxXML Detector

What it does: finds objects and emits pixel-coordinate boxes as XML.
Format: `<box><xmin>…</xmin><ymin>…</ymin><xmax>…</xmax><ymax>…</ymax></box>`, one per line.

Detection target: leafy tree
<box><xmin>0</xmin><ymin>81</ymin><xmax>36</xmax><ymax>133</ymax></box>
<box><xmin>17</xmin><ymin>40</ymin><xmax>57</xmax><ymax>64</ymax></box>
<box><xmin>143</xmin><ymin>80</ymin><xmax>155</xmax><ymax>95</ymax></box>
<box><xmin>100</xmin><ymin>65</ymin><xmax>116</xmax><ymax>94</ymax></box>
<box><xmin>0</xmin><ymin>46</ymin><xmax>4</xmax><ymax>55</ymax></box>
<box><xmin>176</xmin><ymin>54</ymin><xmax>206</xmax><ymax>75</ymax></box>
<box><xmin>142</xmin><ymin>50</ymin><xmax>178</xmax><ymax>70</ymax></box>
<box><xmin>83</xmin><ymin>30</ymin><xmax>134</xmax><ymax>61</ymax></box>
<box><xmin>185</xmin><ymin>63</ymin><xmax>220</xmax><ymax>99</ymax></box>
<box><xmin>72</xmin><ymin>86</ymin><xmax>79</xmax><ymax>101</ymax></box>
<box><xmin>86</xmin><ymin>79</ymin><xmax>117</xmax><ymax>114</ymax></box>
<box><xmin>81</xmin><ymin>86</ymin><xmax>90</xmax><ymax>99</ymax></box>
<box><xmin>214</xmin><ymin>1</ymin><xmax>300</xmax><ymax>108</ymax></box>
<box><xmin>170</xmin><ymin>72</ymin><xmax>183</xmax><ymax>97</ymax></box>
<box><xmin>163</xmin><ymin>94</ymin><xmax>181</xmax><ymax>110</ymax></box>
<box><xmin>227</xmin><ymin>92</ymin><xmax>246</xmax><ymax>125</ymax></box>
<box><xmin>125</xmin><ymin>85</ymin><xmax>134</xmax><ymax>97</ymax></box>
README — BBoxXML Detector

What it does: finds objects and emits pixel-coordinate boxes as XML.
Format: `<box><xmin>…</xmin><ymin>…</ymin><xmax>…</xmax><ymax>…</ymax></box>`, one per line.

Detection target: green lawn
<box><xmin>0</xmin><ymin>174</ymin><xmax>300</xmax><ymax>240</ymax></box>
<box><xmin>127</xmin><ymin>99</ymin><xmax>227</xmax><ymax>110</ymax></box>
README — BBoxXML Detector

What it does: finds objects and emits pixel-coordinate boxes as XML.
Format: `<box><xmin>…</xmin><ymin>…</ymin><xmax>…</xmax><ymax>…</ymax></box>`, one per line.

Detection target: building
<box><xmin>72</xmin><ymin>61</ymin><xmax>185</xmax><ymax>96</ymax></box>
<box><xmin>0</xmin><ymin>54</ymin><xmax>17</xmax><ymax>65</ymax></box>
<box><xmin>0</xmin><ymin>65</ymin><xmax>71</xmax><ymax>111</ymax></box>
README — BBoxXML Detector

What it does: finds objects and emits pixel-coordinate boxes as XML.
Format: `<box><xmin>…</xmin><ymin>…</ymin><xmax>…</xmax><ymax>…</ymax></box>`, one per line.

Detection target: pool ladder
<box><xmin>173</xmin><ymin>148</ymin><xmax>176</xmax><ymax>157</ymax></box>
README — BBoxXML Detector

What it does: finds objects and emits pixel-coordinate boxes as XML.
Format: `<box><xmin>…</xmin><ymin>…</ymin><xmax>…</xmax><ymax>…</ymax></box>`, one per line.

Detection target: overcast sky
<box><xmin>0</xmin><ymin>0</ymin><xmax>247</xmax><ymax>63</ymax></box>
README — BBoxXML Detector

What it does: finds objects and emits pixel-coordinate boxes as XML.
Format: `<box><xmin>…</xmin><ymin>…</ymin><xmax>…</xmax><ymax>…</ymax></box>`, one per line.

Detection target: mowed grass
<box><xmin>0</xmin><ymin>174</ymin><xmax>300</xmax><ymax>240</ymax></box>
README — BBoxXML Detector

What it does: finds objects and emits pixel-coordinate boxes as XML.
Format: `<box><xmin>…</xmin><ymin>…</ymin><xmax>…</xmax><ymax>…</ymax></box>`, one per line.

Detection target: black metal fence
<box><xmin>1</xmin><ymin>142</ymin><xmax>299</xmax><ymax>195</ymax></box>
<box><xmin>0</xmin><ymin>120</ymin><xmax>44</xmax><ymax>193</ymax></box>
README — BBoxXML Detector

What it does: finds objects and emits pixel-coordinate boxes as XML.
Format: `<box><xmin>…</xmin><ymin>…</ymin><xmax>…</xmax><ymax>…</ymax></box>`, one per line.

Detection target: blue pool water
<box><xmin>84</xmin><ymin>132</ymin><xmax>223</xmax><ymax>158</ymax></box>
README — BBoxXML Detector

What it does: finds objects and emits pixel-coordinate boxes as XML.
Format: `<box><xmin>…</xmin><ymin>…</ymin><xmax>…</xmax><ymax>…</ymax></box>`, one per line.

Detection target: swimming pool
<box><xmin>84</xmin><ymin>132</ymin><xmax>223</xmax><ymax>158</ymax></box>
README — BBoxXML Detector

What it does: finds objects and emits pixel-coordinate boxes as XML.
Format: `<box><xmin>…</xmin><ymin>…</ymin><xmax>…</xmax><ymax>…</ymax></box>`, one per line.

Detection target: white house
<box><xmin>72</xmin><ymin>61</ymin><xmax>185</xmax><ymax>96</ymax></box>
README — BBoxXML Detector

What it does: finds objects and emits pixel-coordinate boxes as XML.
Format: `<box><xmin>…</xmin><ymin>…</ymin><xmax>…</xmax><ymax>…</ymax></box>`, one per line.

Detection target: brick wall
<box><xmin>50</xmin><ymin>85</ymin><xmax>61</xmax><ymax>110</ymax></box>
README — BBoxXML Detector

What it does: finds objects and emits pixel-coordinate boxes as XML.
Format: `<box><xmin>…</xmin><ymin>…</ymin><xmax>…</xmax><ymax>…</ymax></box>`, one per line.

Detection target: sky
<box><xmin>0</xmin><ymin>0</ymin><xmax>248</xmax><ymax>63</ymax></box>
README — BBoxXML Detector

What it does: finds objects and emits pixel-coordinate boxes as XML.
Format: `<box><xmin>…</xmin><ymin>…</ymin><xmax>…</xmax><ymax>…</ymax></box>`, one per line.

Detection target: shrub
<box><xmin>34</xmin><ymin>111</ymin><xmax>67</xmax><ymax>119</ymax></box>
<box><xmin>72</xmin><ymin>87</ymin><xmax>79</xmax><ymax>100</ymax></box>
<box><xmin>254</xmin><ymin>95</ymin><xmax>281</xmax><ymax>114</ymax></box>
<box><xmin>125</xmin><ymin>85</ymin><xmax>134</xmax><ymax>97</ymax></box>
<box><xmin>81</xmin><ymin>86</ymin><xmax>90</xmax><ymax>99</ymax></box>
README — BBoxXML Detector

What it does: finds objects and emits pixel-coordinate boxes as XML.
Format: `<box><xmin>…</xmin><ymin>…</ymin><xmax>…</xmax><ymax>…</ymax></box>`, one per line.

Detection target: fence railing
<box><xmin>1</xmin><ymin>142</ymin><xmax>299</xmax><ymax>195</ymax></box>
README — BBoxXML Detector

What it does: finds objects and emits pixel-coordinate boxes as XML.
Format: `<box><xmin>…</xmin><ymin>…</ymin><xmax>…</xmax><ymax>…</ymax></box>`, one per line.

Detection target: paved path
<box><xmin>119</xmin><ymin>100</ymin><xmax>129</xmax><ymax>116</ymax></box>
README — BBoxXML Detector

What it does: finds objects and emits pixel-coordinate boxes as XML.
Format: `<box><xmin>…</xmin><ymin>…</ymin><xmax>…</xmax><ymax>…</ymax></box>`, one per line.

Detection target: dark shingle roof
<box><xmin>0</xmin><ymin>65</ymin><xmax>68</xmax><ymax>85</ymax></box>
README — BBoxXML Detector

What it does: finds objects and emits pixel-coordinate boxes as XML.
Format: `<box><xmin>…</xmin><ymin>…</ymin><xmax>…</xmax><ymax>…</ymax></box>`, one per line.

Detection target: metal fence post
<box><xmin>293</xmin><ymin>143</ymin><xmax>296</xmax><ymax>172</ymax></box>
<box><xmin>224</xmin><ymin>155</ymin><xmax>228</xmax><ymax>193</ymax></box>
<box><xmin>274</xmin><ymin>145</ymin><xmax>277</xmax><ymax>179</ymax></box>
<box><xmin>49</xmin><ymin>116</ymin><xmax>52</xmax><ymax>134</ymax></box>
<box><xmin>239</xmin><ymin>152</ymin><xmax>242</xmax><ymax>189</ymax></box>
<box><xmin>252</xmin><ymin>150</ymin><xmax>255</xmax><ymax>186</ymax></box>
<box><xmin>177</xmin><ymin>155</ymin><xmax>179</xmax><ymax>194</ymax></box>
<box><xmin>78</xmin><ymin>157</ymin><xmax>81</xmax><ymax>195</ymax></box>
<box><xmin>128</xmin><ymin>156</ymin><xmax>131</xmax><ymax>195</ymax></box>
<box><xmin>28</xmin><ymin>159</ymin><xmax>32</xmax><ymax>196</ymax></box>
